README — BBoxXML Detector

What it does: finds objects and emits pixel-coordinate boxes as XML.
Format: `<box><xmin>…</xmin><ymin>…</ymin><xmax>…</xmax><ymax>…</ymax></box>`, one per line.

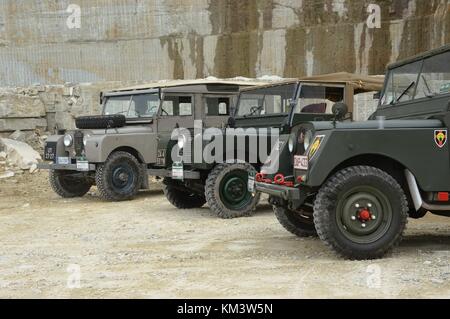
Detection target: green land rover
<box><xmin>255</xmin><ymin>45</ymin><xmax>450</xmax><ymax>260</ymax></box>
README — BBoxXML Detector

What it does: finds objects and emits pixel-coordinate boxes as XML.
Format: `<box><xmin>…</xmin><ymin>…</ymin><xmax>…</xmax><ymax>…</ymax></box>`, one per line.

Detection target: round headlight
<box><xmin>177</xmin><ymin>135</ymin><xmax>186</xmax><ymax>149</ymax></box>
<box><xmin>288</xmin><ymin>133</ymin><xmax>295</xmax><ymax>153</ymax></box>
<box><xmin>83</xmin><ymin>134</ymin><xmax>90</xmax><ymax>146</ymax></box>
<box><xmin>63</xmin><ymin>134</ymin><xmax>73</xmax><ymax>147</ymax></box>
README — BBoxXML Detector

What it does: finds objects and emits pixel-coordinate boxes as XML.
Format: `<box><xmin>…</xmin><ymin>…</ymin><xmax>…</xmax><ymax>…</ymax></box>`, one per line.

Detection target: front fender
<box><xmin>84</xmin><ymin>133</ymin><xmax>157</xmax><ymax>163</ymax></box>
<box><xmin>306</xmin><ymin>126</ymin><xmax>450</xmax><ymax>192</ymax></box>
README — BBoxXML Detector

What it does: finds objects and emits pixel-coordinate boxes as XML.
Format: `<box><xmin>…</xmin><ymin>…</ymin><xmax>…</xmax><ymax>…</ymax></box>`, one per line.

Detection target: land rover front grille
<box><xmin>73</xmin><ymin>130</ymin><xmax>84</xmax><ymax>156</ymax></box>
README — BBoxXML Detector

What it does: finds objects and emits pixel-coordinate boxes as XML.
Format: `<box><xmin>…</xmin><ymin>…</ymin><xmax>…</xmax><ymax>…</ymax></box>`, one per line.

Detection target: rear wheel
<box><xmin>314</xmin><ymin>166</ymin><xmax>408</xmax><ymax>260</ymax></box>
<box><xmin>274</xmin><ymin>205</ymin><xmax>317</xmax><ymax>237</ymax></box>
<box><xmin>205</xmin><ymin>162</ymin><xmax>260</xmax><ymax>219</ymax></box>
<box><xmin>49</xmin><ymin>170</ymin><xmax>92</xmax><ymax>198</ymax></box>
<box><xmin>95</xmin><ymin>151</ymin><xmax>143</xmax><ymax>201</ymax></box>
<box><xmin>163</xmin><ymin>178</ymin><xmax>206</xmax><ymax>209</ymax></box>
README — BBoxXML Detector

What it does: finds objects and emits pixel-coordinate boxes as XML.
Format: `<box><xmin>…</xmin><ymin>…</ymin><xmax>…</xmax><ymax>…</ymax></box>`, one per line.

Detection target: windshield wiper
<box><xmin>394</xmin><ymin>81</ymin><xmax>415</xmax><ymax>103</ymax></box>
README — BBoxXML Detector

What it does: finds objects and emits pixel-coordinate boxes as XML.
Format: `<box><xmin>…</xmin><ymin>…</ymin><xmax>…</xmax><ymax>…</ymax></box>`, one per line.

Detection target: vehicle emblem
<box><xmin>308</xmin><ymin>135</ymin><xmax>325</xmax><ymax>159</ymax></box>
<box><xmin>435</xmin><ymin>130</ymin><xmax>447</xmax><ymax>148</ymax></box>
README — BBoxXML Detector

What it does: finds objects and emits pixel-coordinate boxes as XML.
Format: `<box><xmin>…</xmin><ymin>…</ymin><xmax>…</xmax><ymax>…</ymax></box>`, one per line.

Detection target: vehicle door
<box><xmin>155</xmin><ymin>94</ymin><xmax>194</xmax><ymax>167</ymax></box>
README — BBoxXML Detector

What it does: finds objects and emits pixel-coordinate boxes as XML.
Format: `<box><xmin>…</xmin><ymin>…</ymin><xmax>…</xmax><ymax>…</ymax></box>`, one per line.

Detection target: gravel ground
<box><xmin>1</xmin><ymin>171</ymin><xmax>450</xmax><ymax>298</ymax></box>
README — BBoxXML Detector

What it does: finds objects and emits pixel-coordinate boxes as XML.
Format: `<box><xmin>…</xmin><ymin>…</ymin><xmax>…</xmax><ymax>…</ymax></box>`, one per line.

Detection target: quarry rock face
<box><xmin>0</xmin><ymin>0</ymin><xmax>448</xmax><ymax>86</ymax></box>
<box><xmin>0</xmin><ymin>1</ymin><xmax>448</xmax><ymax>132</ymax></box>
<box><xmin>0</xmin><ymin>94</ymin><xmax>46</xmax><ymax>118</ymax></box>
<box><xmin>0</xmin><ymin>82</ymin><xmax>123</xmax><ymax>132</ymax></box>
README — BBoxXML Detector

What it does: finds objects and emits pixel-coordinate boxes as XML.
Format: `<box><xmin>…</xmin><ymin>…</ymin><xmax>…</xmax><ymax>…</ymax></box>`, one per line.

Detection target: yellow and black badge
<box><xmin>308</xmin><ymin>135</ymin><xmax>325</xmax><ymax>159</ymax></box>
<box><xmin>435</xmin><ymin>130</ymin><xmax>448</xmax><ymax>148</ymax></box>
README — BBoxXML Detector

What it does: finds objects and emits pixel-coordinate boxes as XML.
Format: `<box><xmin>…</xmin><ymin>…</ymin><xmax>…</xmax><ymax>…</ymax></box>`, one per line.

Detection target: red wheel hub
<box><xmin>358</xmin><ymin>209</ymin><xmax>371</xmax><ymax>222</ymax></box>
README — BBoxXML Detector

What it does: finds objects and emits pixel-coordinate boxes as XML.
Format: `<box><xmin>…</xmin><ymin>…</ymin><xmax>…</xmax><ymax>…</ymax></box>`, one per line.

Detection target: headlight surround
<box><xmin>303</xmin><ymin>130</ymin><xmax>314</xmax><ymax>151</ymax></box>
<box><xmin>288</xmin><ymin>133</ymin><xmax>296</xmax><ymax>153</ymax></box>
<box><xmin>177</xmin><ymin>134</ymin><xmax>186</xmax><ymax>149</ymax></box>
<box><xmin>63</xmin><ymin>134</ymin><xmax>73</xmax><ymax>147</ymax></box>
<box><xmin>295</xmin><ymin>129</ymin><xmax>314</xmax><ymax>155</ymax></box>
<box><xmin>83</xmin><ymin>134</ymin><xmax>90</xmax><ymax>146</ymax></box>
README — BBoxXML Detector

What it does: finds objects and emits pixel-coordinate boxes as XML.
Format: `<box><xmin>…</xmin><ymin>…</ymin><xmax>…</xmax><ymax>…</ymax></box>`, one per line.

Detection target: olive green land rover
<box><xmin>255</xmin><ymin>45</ymin><xmax>450</xmax><ymax>259</ymax></box>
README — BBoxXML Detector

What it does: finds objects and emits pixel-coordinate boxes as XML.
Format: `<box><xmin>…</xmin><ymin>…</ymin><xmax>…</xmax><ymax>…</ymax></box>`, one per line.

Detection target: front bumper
<box><xmin>37</xmin><ymin>163</ymin><xmax>96</xmax><ymax>171</ymax></box>
<box><xmin>255</xmin><ymin>182</ymin><xmax>302</xmax><ymax>200</ymax></box>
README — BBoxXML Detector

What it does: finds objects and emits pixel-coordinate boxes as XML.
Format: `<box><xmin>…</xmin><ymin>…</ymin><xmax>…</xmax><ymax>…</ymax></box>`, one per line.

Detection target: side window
<box><xmin>416</xmin><ymin>51</ymin><xmax>450</xmax><ymax>99</ymax></box>
<box><xmin>161</xmin><ymin>100</ymin><xmax>174</xmax><ymax>116</ymax></box>
<box><xmin>161</xmin><ymin>96</ymin><xmax>192</xmax><ymax>116</ymax></box>
<box><xmin>179</xmin><ymin>97</ymin><xmax>192</xmax><ymax>116</ymax></box>
<box><xmin>295</xmin><ymin>86</ymin><xmax>344</xmax><ymax>114</ymax></box>
<box><xmin>205</xmin><ymin>97</ymin><xmax>230</xmax><ymax>116</ymax></box>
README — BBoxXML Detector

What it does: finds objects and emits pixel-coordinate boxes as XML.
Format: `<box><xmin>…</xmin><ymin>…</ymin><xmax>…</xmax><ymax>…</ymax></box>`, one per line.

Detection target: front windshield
<box><xmin>103</xmin><ymin>93</ymin><xmax>160</xmax><ymax>118</ymax></box>
<box><xmin>236</xmin><ymin>84</ymin><xmax>296</xmax><ymax>117</ymax></box>
<box><xmin>381</xmin><ymin>50</ymin><xmax>450</xmax><ymax>105</ymax></box>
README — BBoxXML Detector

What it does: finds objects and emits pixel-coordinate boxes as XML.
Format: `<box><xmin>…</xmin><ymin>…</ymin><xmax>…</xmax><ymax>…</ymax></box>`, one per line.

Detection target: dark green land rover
<box><xmin>255</xmin><ymin>44</ymin><xmax>450</xmax><ymax>260</ymax></box>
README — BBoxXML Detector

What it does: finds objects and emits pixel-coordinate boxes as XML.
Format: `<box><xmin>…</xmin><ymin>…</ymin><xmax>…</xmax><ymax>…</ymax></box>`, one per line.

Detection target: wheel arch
<box><xmin>219</xmin><ymin>149</ymin><xmax>261</xmax><ymax>170</ymax></box>
<box><xmin>109</xmin><ymin>146</ymin><xmax>145</xmax><ymax>164</ymax></box>
<box><xmin>323</xmin><ymin>153</ymin><xmax>416</xmax><ymax>202</ymax></box>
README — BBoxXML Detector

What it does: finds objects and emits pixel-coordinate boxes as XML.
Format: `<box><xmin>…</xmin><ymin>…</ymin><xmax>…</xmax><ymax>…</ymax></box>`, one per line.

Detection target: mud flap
<box><xmin>140</xmin><ymin>164</ymin><xmax>150</xmax><ymax>190</ymax></box>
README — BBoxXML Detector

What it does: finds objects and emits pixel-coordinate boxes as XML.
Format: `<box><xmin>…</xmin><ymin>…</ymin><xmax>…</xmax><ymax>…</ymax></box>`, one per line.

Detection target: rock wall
<box><xmin>0</xmin><ymin>0</ymin><xmax>448</xmax><ymax>86</ymax></box>
<box><xmin>0</xmin><ymin>81</ymin><xmax>126</xmax><ymax>133</ymax></box>
<box><xmin>0</xmin><ymin>0</ymin><xmax>448</xmax><ymax>132</ymax></box>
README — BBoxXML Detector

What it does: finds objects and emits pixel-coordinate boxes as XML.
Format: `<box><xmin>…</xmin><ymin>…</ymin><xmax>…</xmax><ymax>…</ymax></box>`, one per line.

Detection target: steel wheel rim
<box><xmin>336</xmin><ymin>185</ymin><xmax>393</xmax><ymax>244</ymax></box>
<box><xmin>219</xmin><ymin>170</ymin><xmax>252</xmax><ymax>210</ymax></box>
<box><xmin>111</xmin><ymin>163</ymin><xmax>135</xmax><ymax>192</ymax></box>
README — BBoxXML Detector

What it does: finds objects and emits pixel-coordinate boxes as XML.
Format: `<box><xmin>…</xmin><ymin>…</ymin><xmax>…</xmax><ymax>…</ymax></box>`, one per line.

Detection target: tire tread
<box><xmin>313</xmin><ymin>166</ymin><xmax>408</xmax><ymax>260</ymax></box>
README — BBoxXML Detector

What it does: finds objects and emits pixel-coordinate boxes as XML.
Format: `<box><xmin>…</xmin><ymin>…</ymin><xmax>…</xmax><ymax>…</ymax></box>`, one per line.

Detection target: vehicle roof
<box><xmin>387</xmin><ymin>44</ymin><xmax>450</xmax><ymax>70</ymax></box>
<box><xmin>104</xmin><ymin>79</ymin><xmax>272</xmax><ymax>94</ymax></box>
<box><xmin>239</xmin><ymin>72</ymin><xmax>384</xmax><ymax>94</ymax></box>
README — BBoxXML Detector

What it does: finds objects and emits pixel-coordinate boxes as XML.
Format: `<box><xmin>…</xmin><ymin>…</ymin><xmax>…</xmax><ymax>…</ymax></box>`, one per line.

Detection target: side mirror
<box><xmin>332</xmin><ymin>102</ymin><xmax>349</xmax><ymax>121</ymax></box>
<box><xmin>227</xmin><ymin>116</ymin><xmax>236</xmax><ymax>128</ymax></box>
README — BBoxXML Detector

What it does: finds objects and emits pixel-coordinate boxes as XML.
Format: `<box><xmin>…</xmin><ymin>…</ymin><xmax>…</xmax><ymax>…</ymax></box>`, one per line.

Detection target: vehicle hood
<box><xmin>311</xmin><ymin>119</ymin><xmax>444</xmax><ymax>131</ymax></box>
<box><xmin>80</xmin><ymin>125</ymin><xmax>153</xmax><ymax>135</ymax></box>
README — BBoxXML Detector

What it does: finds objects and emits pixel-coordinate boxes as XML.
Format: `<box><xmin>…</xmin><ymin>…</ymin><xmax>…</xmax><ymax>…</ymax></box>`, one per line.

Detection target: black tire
<box><xmin>95</xmin><ymin>151</ymin><xmax>143</xmax><ymax>201</ymax></box>
<box><xmin>205</xmin><ymin>162</ymin><xmax>260</xmax><ymax>219</ymax></box>
<box><xmin>314</xmin><ymin>166</ymin><xmax>408</xmax><ymax>260</ymax></box>
<box><xmin>49</xmin><ymin>170</ymin><xmax>92</xmax><ymax>198</ymax></box>
<box><xmin>75</xmin><ymin>115</ymin><xmax>126</xmax><ymax>129</ymax></box>
<box><xmin>163</xmin><ymin>179</ymin><xmax>206</xmax><ymax>209</ymax></box>
<box><xmin>274</xmin><ymin>205</ymin><xmax>317</xmax><ymax>237</ymax></box>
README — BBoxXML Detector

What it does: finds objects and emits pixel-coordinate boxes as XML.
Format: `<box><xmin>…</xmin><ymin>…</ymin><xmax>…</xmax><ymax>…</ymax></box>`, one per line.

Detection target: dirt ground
<box><xmin>1</xmin><ymin>171</ymin><xmax>450</xmax><ymax>299</ymax></box>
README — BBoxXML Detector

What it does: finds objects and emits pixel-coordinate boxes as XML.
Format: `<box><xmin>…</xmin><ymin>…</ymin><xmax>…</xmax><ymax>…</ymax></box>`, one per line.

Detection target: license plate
<box><xmin>44</xmin><ymin>142</ymin><xmax>57</xmax><ymax>161</ymax></box>
<box><xmin>248</xmin><ymin>174</ymin><xmax>255</xmax><ymax>192</ymax></box>
<box><xmin>57</xmin><ymin>157</ymin><xmax>70</xmax><ymax>165</ymax></box>
<box><xmin>172</xmin><ymin>162</ymin><xmax>184</xmax><ymax>180</ymax></box>
<box><xmin>294</xmin><ymin>155</ymin><xmax>309</xmax><ymax>170</ymax></box>
<box><xmin>76</xmin><ymin>161</ymin><xmax>90</xmax><ymax>171</ymax></box>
